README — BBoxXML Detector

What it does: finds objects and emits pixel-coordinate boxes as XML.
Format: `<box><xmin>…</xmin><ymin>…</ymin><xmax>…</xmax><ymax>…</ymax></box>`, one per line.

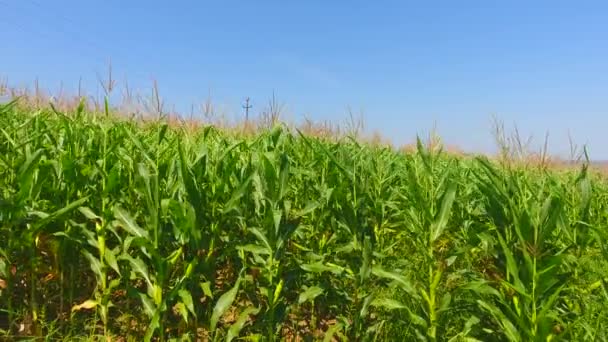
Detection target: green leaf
<box><xmin>277</xmin><ymin>153</ymin><xmax>290</xmax><ymax>200</ymax></box>
<box><xmin>18</xmin><ymin>148</ymin><xmax>44</xmax><ymax>182</ymax></box>
<box><xmin>438</xmin><ymin>293</ymin><xmax>452</xmax><ymax>312</ymax></box>
<box><xmin>248</xmin><ymin>227</ymin><xmax>272</xmax><ymax>253</ymax></box>
<box><xmin>238</xmin><ymin>244</ymin><xmax>271</xmax><ymax>256</ymax></box>
<box><xmin>200</xmin><ymin>281</ymin><xmax>213</xmax><ymax>299</ymax></box>
<box><xmin>104</xmin><ymin>248</ymin><xmax>121</xmax><ymax>276</ymax></box>
<box><xmin>323</xmin><ymin>323</ymin><xmax>344</xmax><ymax>342</ymax></box>
<box><xmin>225</xmin><ymin>307</ymin><xmax>260</xmax><ymax>342</ymax></box>
<box><xmin>222</xmin><ymin>174</ymin><xmax>253</xmax><ymax>214</ymax></box>
<box><xmin>360</xmin><ymin>236</ymin><xmax>372</xmax><ymax>283</ymax></box>
<box><xmin>82</xmin><ymin>250</ymin><xmax>103</xmax><ymax>285</ymax></box>
<box><xmin>178</xmin><ymin>289</ymin><xmax>196</xmax><ymax>316</ymax></box>
<box><xmin>33</xmin><ymin>196</ymin><xmax>90</xmax><ymax>230</ymax></box>
<box><xmin>495</xmin><ymin>232</ymin><xmax>526</xmax><ymax>296</ymax></box>
<box><xmin>431</xmin><ymin>181</ymin><xmax>457</xmax><ymax>242</ymax></box>
<box><xmin>293</xmin><ymin>201</ymin><xmax>320</xmax><ymax>218</ymax></box>
<box><xmin>298</xmin><ymin>285</ymin><xmax>324</xmax><ymax>304</ymax></box>
<box><xmin>360</xmin><ymin>294</ymin><xmax>374</xmax><ymax>318</ymax></box>
<box><xmin>120</xmin><ymin>254</ymin><xmax>153</xmax><ymax>290</ymax></box>
<box><xmin>372</xmin><ymin>266</ymin><xmax>420</xmax><ymax>299</ymax></box>
<box><xmin>113</xmin><ymin>206</ymin><xmax>149</xmax><ymax>239</ymax></box>
<box><xmin>463</xmin><ymin>280</ymin><xmax>501</xmax><ymax>298</ymax></box>
<box><xmin>175</xmin><ymin>302</ymin><xmax>189</xmax><ymax>323</ymax></box>
<box><xmin>370</xmin><ymin>297</ymin><xmax>406</xmax><ymax>310</ymax></box>
<box><xmin>210</xmin><ymin>278</ymin><xmax>241</xmax><ymax>332</ymax></box>
<box><xmin>123</xmin><ymin>125</ymin><xmax>154</xmax><ymax>164</ymax></box>
<box><xmin>300</xmin><ymin>262</ymin><xmax>346</xmax><ymax>275</ymax></box>
<box><xmin>477</xmin><ymin>299</ymin><xmax>520</xmax><ymax>341</ymax></box>
<box><xmin>78</xmin><ymin>206</ymin><xmax>101</xmax><ymax>221</ymax></box>
<box><xmin>138</xmin><ymin>292</ymin><xmax>157</xmax><ymax>318</ymax></box>
<box><xmin>0</xmin><ymin>256</ymin><xmax>7</xmax><ymax>278</ymax></box>
<box><xmin>143</xmin><ymin>311</ymin><xmax>160</xmax><ymax>342</ymax></box>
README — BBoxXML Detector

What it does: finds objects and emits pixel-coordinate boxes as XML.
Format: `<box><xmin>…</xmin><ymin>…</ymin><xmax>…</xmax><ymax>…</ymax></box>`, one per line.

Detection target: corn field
<box><xmin>1</xmin><ymin>99</ymin><xmax>608</xmax><ymax>341</ymax></box>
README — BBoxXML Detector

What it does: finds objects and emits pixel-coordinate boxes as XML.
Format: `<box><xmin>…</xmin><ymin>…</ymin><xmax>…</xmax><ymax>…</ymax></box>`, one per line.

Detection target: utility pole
<box><xmin>242</xmin><ymin>97</ymin><xmax>252</xmax><ymax>122</ymax></box>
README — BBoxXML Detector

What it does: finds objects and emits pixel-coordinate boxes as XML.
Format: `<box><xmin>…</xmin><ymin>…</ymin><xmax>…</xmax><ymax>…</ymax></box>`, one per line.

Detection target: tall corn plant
<box><xmin>235</xmin><ymin>127</ymin><xmax>316</xmax><ymax>340</ymax></box>
<box><xmin>369</xmin><ymin>138</ymin><xmax>465</xmax><ymax>342</ymax></box>
<box><xmin>176</xmin><ymin>126</ymin><xmax>256</xmax><ymax>340</ymax></box>
<box><xmin>110</xmin><ymin>122</ymin><xmax>202</xmax><ymax>341</ymax></box>
<box><xmin>470</xmin><ymin>157</ymin><xmax>575</xmax><ymax>341</ymax></box>
<box><xmin>3</xmin><ymin>100</ymin><xmax>608</xmax><ymax>341</ymax></box>
<box><xmin>293</xmin><ymin>134</ymin><xmax>406</xmax><ymax>340</ymax></box>
<box><xmin>0</xmin><ymin>104</ymin><xmax>89</xmax><ymax>337</ymax></box>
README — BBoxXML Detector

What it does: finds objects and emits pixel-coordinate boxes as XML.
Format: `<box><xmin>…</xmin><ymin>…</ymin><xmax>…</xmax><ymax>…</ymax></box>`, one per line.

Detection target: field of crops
<box><xmin>1</xmin><ymin>98</ymin><xmax>608</xmax><ymax>341</ymax></box>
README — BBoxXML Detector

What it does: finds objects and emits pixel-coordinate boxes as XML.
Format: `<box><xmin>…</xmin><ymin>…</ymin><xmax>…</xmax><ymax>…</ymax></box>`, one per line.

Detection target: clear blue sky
<box><xmin>1</xmin><ymin>1</ymin><xmax>608</xmax><ymax>158</ymax></box>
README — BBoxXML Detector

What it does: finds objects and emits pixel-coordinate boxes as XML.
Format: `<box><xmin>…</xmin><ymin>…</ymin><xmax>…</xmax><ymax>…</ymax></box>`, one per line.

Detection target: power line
<box><xmin>242</xmin><ymin>97</ymin><xmax>252</xmax><ymax>122</ymax></box>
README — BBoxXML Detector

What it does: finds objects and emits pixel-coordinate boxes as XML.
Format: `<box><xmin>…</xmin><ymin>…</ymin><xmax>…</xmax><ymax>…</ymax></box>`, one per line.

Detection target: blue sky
<box><xmin>1</xmin><ymin>1</ymin><xmax>608</xmax><ymax>158</ymax></box>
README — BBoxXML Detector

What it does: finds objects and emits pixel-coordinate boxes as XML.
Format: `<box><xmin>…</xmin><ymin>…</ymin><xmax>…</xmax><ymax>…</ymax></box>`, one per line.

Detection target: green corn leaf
<box><xmin>370</xmin><ymin>297</ymin><xmax>406</xmax><ymax>310</ymax></box>
<box><xmin>33</xmin><ymin>196</ymin><xmax>90</xmax><ymax>230</ymax></box>
<box><xmin>248</xmin><ymin>227</ymin><xmax>272</xmax><ymax>253</ymax></box>
<box><xmin>18</xmin><ymin>148</ymin><xmax>44</xmax><ymax>181</ymax></box>
<box><xmin>272</xmin><ymin>209</ymin><xmax>282</xmax><ymax>237</ymax></box>
<box><xmin>301</xmin><ymin>262</ymin><xmax>345</xmax><ymax>275</ymax></box>
<box><xmin>226</xmin><ymin>307</ymin><xmax>260</xmax><ymax>342</ymax></box>
<box><xmin>298</xmin><ymin>285</ymin><xmax>324</xmax><ymax>304</ymax></box>
<box><xmin>293</xmin><ymin>201</ymin><xmax>320</xmax><ymax>217</ymax></box>
<box><xmin>323</xmin><ymin>323</ymin><xmax>344</xmax><ymax>342</ymax></box>
<box><xmin>82</xmin><ymin>250</ymin><xmax>103</xmax><ymax>285</ymax></box>
<box><xmin>462</xmin><ymin>280</ymin><xmax>501</xmax><ymax>298</ymax></box>
<box><xmin>370</xmin><ymin>298</ymin><xmax>427</xmax><ymax>328</ymax></box>
<box><xmin>238</xmin><ymin>244</ymin><xmax>272</xmax><ymax>256</ymax></box>
<box><xmin>496</xmin><ymin>232</ymin><xmax>526</xmax><ymax>295</ymax></box>
<box><xmin>298</xmin><ymin>129</ymin><xmax>354</xmax><ymax>183</ymax></box>
<box><xmin>178</xmin><ymin>289</ymin><xmax>196</xmax><ymax>316</ymax></box>
<box><xmin>104</xmin><ymin>248</ymin><xmax>121</xmax><ymax>276</ymax></box>
<box><xmin>538</xmin><ymin>283</ymin><xmax>566</xmax><ymax>321</ymax></box>
<box><xmin>477</xmin><ymin>299</ymin><xmax>521</xmax><ymax>341</ymax></box>
<box><xmin>360</xmin><ymin>294</ymin><xmax>374</xmax><ymax>318</ymax></box>
<box><xmin>143</xmin><ymin>311</ymin><xmax>160</xmax><ymax>342</ymax></box>
<box><xmin>120</xmin><ymin>254</ymin><xmax>153</xmax><ymax>290</ymax></box>
<box><xmin>222</xmin><ymin>174</ymin><xmax>253</xmax><ymax>214</ymax></box>
<box><xmin>0</xmin><ymin>257</ymin><xmax>6</xmax><ymax>278</ymax></box>
<box><xmin>138</xmin><ymin>292</ymin><xmax>157</xmax><ymax>318</ymax></box>
<box><xmin>218</xmin><ymin>141</ymin><xmax>245</xmax><ymax>163</ymax></box>
<box><xmin>178</xmin><ymin>140</ymin><xmax>203</xmax><ymax>215</ymax></box>
<box><xmin>438</xmin><ymin>293</ymin><xmax>452</xmax><ymax>313</ymax></box>
<box><xmin>123</xmin><ymin>125</ymin><xmax>154</xmax><ymax>165</ymax></box>
<box><xmin>371</xmin><ymin>266</ymin><xmax>420</xmax><ymax>299</ymax></box>
<box><xmin>360</xmin><ymin>236</ymin><xmax>372</xmax><ymax>283</ymax></box>
<box><xmin>278</xmin><ymin>153</ymin><xmax>290</xmax><ymax>200</ymax></box>
<box><xmin>200</xmin><ymin>281</ymin><xmax>213</xmax><ymax>299</ymax></box>
<box><xmin>78</xmin><ymin>206</ymin><xmax>101</xmax><ymax>221</ymax></box>
<box><xmin>158</xmin><ymin>123</ymin><xmax>168</xmax><ymax>144</ymax></box>
<box><xmin>174</xmin><ymin>302</ymin><xmax>189</xmax><ymax>323</ymax></box>
<box><xmin>431</xmin><ymin>182</ymin><xmax>457</xmax><ymax>242</ymax></box>
<box><xmin>273</xmin><ymin>279</ymin><xmax>284</xmax><ymax>305</ymax></box>
<box><xmin>416</xmin><ymin>136</ymin><xmax>432</xmax><ymax>173</ymax></box>
<box><xmin>210</xmin><ymin>278</ymin><xmax>241</xmax><ymax>332</ymax></box>
<box><xmin>113</xmin><ymin>206</ymin><xmax>149</xmax><ymax>239</ymax></box>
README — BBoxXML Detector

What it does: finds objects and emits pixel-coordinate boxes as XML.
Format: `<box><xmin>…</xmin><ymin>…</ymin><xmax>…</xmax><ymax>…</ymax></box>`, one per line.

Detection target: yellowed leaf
<box><xmin>72</xmin><ymin>299</ymin><xmax>98</xmax><ymax>312</ymax></box>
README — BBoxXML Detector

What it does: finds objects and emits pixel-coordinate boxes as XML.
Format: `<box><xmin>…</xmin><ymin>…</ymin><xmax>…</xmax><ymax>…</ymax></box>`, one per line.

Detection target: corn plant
<box><xmin>1</xmin><ymin>100</ymin><xmax>607</xmax><ymax>341</ymax></box>
<box><xmin>469</xmin><ymin>157</ymin><xmax>576</xmax><ymax>341</ymax></box>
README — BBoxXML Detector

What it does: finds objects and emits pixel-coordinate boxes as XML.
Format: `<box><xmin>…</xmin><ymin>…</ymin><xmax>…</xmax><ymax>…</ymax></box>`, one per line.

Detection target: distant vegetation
<box><xmin>1</xmin><ymin>84</ymin><xmax>608</xmax><ymax>341</ymax></box>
